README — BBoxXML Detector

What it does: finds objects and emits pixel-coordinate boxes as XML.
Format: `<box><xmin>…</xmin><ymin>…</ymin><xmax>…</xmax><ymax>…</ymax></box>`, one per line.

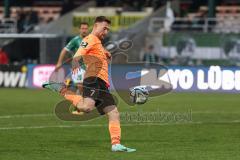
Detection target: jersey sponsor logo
<box><xmin>80</xmin><ymin>41</ymin><xmax>88</xmax><ymax>48</ymax></box>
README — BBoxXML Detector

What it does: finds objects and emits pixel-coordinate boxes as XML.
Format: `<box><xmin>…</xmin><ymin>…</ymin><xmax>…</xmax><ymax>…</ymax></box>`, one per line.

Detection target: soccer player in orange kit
<box><xmin>71</xmin><ymin>16</ymin><xmax>136</xmax><ymax>152</ymax></box>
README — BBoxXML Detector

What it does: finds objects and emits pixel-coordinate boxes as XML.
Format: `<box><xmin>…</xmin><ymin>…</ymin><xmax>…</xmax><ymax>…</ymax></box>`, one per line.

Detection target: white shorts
<box><xmin>71</xmin><ymin>67</ymin><xmax>86</xmax><ymax>84</ymax></box>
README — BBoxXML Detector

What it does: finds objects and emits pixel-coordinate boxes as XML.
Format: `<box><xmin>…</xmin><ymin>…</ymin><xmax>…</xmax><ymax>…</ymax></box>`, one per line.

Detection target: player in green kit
<box><xmin>43</xmin><ymin>22</ymin><xmax>89</xmax><ymax>115</ymax></box>
<box><xmin>56</xmin><ymin>22</ymin><xmax>89</xmax><ymax>68</ymax></box>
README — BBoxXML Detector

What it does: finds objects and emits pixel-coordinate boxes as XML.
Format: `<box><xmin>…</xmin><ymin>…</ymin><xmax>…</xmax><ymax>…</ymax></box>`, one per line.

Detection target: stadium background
<box><xmin>1</xmin><ymin>0</ymin><xmax>240</xmax><ymax>160</ymax></box>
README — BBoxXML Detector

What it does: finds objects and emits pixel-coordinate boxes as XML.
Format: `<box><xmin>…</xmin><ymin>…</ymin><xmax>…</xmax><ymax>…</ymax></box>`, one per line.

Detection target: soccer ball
<box><xmin>130</xmin><ymin>86</ymin><xmax>149</xmax><ymax>104</ymax></box>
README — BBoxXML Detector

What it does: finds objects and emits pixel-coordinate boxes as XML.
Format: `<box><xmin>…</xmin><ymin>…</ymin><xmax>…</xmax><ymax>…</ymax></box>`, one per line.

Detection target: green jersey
<box><xmin>64</xmin><ymin>35</ymin><xmax>86</xmax><ymax>84</ymax></box>
<box><xmin>65</xmin><ymin>35</ymin><xmax>83</xmax><ymax>55</ymax></box>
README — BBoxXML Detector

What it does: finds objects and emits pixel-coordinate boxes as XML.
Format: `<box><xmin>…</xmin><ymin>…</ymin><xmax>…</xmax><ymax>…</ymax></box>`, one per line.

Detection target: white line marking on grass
<box><xmin>193</xmin><ymin>111</ymin><xmax>240</xmax><ymax>114</ymax></box>
<box><xmin>0</xmin><ymin>121</ymin><xmax>240</xmax><ymax>130</ymax></box>
<box><xmin>0</xmin><ymin>124</ymin><xmax>175</xmax><ymax>130</ymax></box>
<box><xmin>0</xmin><ymin>123</ymin><xmax>192</xmax><ymax>130</ymax></box>
<box><xmin>0</xmin><ymin>125</ymin><xmax>73</xmax><ymax>130</ymax></box>
<box><xmin>1</xmin><ymin>111</ymin><xmax>240</xmax><ymax>119</ymax></box>
<box><xmin>0</xmin><ymin>113</ymin><xmax>54</xmax><ymax>119</ymax></box>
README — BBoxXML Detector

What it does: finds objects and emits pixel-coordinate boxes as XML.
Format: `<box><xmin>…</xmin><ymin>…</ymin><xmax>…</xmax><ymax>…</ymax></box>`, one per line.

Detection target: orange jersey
<box><xmin>74</xmin><ymin>34</ymin><xmax>110</xmax><ymax>85</ymax></box>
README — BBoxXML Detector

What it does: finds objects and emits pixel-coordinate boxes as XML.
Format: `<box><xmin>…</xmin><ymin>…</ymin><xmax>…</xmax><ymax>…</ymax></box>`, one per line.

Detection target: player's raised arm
<box><xmin>72</xmin><ymin>49</ymin><xmax>82</xmax><ymax>71</ymax></box>
<box><xmin>56</xmin><ymin>23</ymin><xmax>89</xmax><ymax>69</ymax></box>
<box><xmin>73</xmin><ymin>42</ymin><xmax>87</xmax><ymax>60</ymax></box>
<box><xmin>56</xmin><ymin>48</ymin><xmax>69</xmax><ymax>68</ymax></box>
<box><xmin>73</xmin><ymin>36</ymin><xmax>98</xmax><ymax>60</ymax></box>
<box><xmin>56</xmin><ymin>37</ymin><xmax>77</xmax><ymax>68</ymax></box>
<box><xmin>72</xmin><ymin>38</ymin><xmax>94</xmax><ymax>70</ymax></box>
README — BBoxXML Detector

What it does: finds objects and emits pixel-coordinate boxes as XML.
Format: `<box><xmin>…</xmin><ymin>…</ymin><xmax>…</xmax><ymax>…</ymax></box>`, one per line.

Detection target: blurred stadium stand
<box><xmin>0</xmin><ymin>0</ymin><xmax>239</xmax><ymax>66</ymax></box>
<box><xmin>0</xmin><ymin>18</ymin><xmax>17</xmax><ymax>33</ymax></box>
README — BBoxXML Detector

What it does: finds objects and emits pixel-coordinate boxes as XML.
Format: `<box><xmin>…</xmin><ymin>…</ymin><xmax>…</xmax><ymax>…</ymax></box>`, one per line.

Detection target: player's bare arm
<box><xmin>56</xmin><ymin>48</ymin><xmax>69</xmax><ymax>68</ymax></box>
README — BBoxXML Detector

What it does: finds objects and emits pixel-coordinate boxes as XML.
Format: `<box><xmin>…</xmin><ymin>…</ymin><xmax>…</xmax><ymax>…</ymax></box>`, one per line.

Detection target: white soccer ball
<box><xmin>130</xmin><ymin>86</ymin><xmax>149</xmax><ymax>104</ymax></box>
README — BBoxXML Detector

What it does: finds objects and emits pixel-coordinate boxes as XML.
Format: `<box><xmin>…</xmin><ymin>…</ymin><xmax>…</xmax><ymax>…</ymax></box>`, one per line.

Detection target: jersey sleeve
<box><xmin>72</xmin><ymin>38</ymin><xmax>95</xmax><ymax>70</ymax></box>
<box><xmin>65</xmin><ymin>37</ymin><xmax>77</xmax><ymax>53</ymax></box>
<box><xmin>74</xmin><ymin>37</ymin><xmax>97</xmax><ymax>57</ymax></box>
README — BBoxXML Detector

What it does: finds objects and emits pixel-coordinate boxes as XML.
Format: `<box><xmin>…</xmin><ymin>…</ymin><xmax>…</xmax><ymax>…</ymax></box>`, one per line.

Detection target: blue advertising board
<box><xmin>27</xmin><ymin>64</ymin><xmax>240</xmax><ymax>93</ymax></box>
<box><xmin>110</xmin><ymin>65</ymin><xmax>240</xmax><ymax>93</ymax></box>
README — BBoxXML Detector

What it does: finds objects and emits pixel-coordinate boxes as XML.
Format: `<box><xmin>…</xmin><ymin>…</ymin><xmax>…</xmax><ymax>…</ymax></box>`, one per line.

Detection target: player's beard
<box><xmin>100</xmin><ymin>34</ymin><xmax>106</xmax><ymax>40</ymax></box>
<box><xmin>81</xmin><ymin>33</ymin><xmax>87</xmax><ymax>38</ymax></box>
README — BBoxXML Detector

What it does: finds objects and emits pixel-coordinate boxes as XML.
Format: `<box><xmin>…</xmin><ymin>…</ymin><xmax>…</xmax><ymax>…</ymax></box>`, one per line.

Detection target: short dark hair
<box><xmin>94</xmin><ymin>16</ymin><xmax>111</xmax><ymax>24</ymax></box>
<box><xmin>79</xmin><ymin>22</ymin><xmax>88</xmax><ymax>27</ymax></box>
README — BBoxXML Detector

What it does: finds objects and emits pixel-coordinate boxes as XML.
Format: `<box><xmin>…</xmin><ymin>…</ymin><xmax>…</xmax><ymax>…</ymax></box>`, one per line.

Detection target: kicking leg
<box><xmin>43</xmin><ymin>81</ymin><xmax>85</xmax><ymax>115</ymax></box>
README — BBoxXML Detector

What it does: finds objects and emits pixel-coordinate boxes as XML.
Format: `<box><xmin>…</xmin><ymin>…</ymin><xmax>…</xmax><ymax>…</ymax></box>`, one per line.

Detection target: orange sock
<box><xmin>64</xmin><ymin>94</ymin><xmax>82</xmax><ymax>106</ymax></box>
<box><xmin>109</xmin><ymin>121</ymin><xmax>121</xmax><ymax>145</ymax></box>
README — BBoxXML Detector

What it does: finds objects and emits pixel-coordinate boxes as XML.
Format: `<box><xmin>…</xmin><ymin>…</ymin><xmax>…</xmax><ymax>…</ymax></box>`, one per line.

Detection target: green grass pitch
<box><xmin>0</xmin><ymin>88</ymin><xmax>240</xmax><ymax>160</ymax></box>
